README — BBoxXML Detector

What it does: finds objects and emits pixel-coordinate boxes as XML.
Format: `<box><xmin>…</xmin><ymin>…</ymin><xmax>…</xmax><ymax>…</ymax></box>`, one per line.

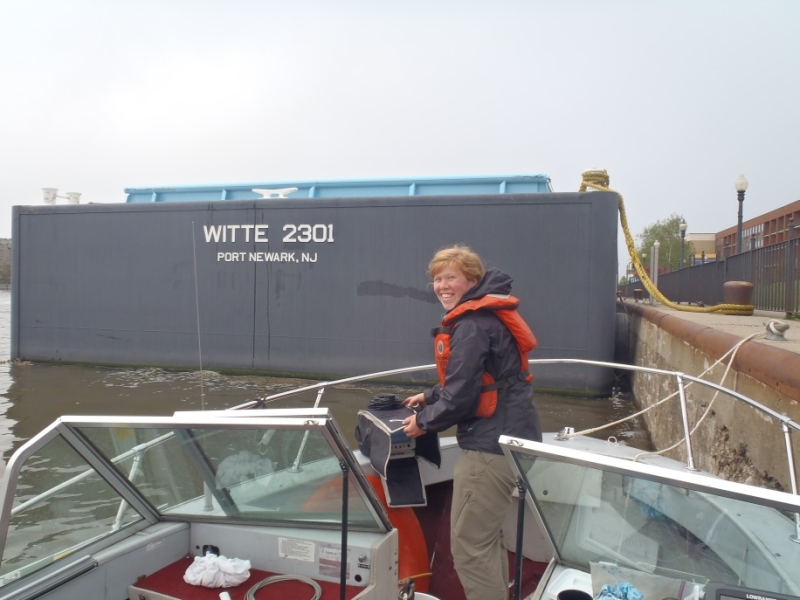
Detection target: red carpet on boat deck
<box><xmin>414</xmin><ymin>481</ymin><xmax>547</xmax><ymax>600</ymax></box>
<box><xmin>129</xmin><ymin>557</ymin><xmax>362</xmax><ymax>600</ymax></box>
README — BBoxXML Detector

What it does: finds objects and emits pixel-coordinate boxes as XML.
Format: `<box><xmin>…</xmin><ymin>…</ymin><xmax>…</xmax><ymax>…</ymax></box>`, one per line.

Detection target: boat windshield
<box><xmin>0</xmin><ymin>411</ymin><xmax>390</xmax><ymax>588</ymax></box>
<box><xmin>501</xmin><ymin>437</ymin><xmax>800</xmax><ymax>599</ymax></box>
<box><xmin>0</xmin><ymin>432</ymin><xmax>146</xmax><ymax>587</ymax></box>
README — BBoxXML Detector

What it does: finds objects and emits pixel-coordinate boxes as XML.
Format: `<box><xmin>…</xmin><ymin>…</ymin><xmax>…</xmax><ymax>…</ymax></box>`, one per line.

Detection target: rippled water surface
<box><xmin>0</xmin><ymin>289</ymin><xmax>650</xmax><ymax>476</ymax></box>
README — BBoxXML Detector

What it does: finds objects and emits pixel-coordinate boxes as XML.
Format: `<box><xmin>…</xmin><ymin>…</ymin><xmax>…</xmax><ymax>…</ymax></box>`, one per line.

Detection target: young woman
<box><xmin>402</xmin><ymin>244</ymin><xmax>541</xmax><ymax>600</ymax></box>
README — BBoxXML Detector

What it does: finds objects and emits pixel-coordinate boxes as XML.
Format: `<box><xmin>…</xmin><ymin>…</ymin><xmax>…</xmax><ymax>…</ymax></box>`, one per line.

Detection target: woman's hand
<box><xmin>403</xmin><ymin>393</ymin><xmax>426</xmax><ymax>410</ymax></box>
<box><xmin>402</xmin><ymin>414</ymin><xmax>425</xmax><ymax>438</ymax></box>
<box><xmin>402</xmin><ymin>393</ymin><xmax>426</xmax><ymax>437</ymax></box>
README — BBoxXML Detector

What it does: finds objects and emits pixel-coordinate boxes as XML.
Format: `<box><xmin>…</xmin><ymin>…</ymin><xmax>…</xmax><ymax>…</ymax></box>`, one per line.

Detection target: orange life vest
<box><xmin>432</xmin><ymin>294</ymin><xmax>537</xmax><ymax>418</ymax></box>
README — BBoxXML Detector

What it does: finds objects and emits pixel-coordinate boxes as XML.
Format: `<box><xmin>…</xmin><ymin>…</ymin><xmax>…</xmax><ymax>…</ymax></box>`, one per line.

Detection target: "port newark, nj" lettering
<box><xmin>216</xmin><ymin>252</ymin><xmax>317</xmax><ymax>263</ymax></box>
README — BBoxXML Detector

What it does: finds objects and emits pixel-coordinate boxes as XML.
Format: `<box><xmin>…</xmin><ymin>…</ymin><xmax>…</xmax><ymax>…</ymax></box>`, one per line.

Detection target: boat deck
<box><xmin>130</xmin><ymin>557</ymin><xmax>362</xmax><ymax>599</ymax></box>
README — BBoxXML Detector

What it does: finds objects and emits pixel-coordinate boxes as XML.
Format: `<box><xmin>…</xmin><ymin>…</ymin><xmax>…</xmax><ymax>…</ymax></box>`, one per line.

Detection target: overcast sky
<box><xmin>2</xmin><ymin>1</ymin><xmax>798</xmax><ymax>276</ymax></box>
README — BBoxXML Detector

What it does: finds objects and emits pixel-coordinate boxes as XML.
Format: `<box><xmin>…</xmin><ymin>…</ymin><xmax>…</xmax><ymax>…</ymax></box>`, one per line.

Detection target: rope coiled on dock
<box><xmin>580</xmin><ymin>169</ymin><xmax>754</xmax><ymax>315</ymax></box>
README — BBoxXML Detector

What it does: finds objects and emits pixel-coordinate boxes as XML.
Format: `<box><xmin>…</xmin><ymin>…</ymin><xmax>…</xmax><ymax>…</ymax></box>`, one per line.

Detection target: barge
<box><xmin>12</xmin><ymin>175</ymin><xmax>618</xmax><ymax>394</ymax></box>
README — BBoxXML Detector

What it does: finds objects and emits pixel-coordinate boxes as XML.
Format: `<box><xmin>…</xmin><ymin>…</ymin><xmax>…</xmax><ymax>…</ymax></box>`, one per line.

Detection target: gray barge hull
<box><xmin>11</xmin><ymin>192</ymin><xmax>619</xmax><ymax>394</ymax></box>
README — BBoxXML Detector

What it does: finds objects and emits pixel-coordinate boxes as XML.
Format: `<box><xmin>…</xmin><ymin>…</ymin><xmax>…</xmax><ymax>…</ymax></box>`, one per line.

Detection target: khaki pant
<box><xmin>451</xmin><ymin>449</ymin><xmax>516</xmax><ymax>600</ymax></box>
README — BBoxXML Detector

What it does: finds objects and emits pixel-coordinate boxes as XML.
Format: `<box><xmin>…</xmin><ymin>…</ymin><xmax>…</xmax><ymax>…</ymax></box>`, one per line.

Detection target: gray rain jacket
<box><xmin>415</xmin><ymin>268</ymin><xmax>542</xmax><ymax>454</ymax></box>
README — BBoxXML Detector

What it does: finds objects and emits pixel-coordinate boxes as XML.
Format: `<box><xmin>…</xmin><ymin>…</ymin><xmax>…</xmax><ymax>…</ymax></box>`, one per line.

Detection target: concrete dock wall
<box><xmin>622</xmin><ymin>302</ymin><xmax>800</xmax><ymax>492</ymax></box>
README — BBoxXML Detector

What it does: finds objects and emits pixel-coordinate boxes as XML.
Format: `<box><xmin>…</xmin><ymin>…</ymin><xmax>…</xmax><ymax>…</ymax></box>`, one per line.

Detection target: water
<box><xmin>0</xmin><ymin>289</ymin><xmax>650</xmax><ymax>476</ymax></box>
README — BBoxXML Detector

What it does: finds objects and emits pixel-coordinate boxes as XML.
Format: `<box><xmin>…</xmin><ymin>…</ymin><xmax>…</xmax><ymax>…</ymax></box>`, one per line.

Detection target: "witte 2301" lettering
<box><xmin>203</xmin><ymin>224</ymin><xmax>334</xmax><ymax>244</ymax></box>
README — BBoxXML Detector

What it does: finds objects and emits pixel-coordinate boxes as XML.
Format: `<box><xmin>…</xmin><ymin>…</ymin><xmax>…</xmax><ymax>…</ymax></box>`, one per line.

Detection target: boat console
<box><xmin>703</xmin><ymin>583</ymin><xmax>800</xmax><ymax>600</ymax></box>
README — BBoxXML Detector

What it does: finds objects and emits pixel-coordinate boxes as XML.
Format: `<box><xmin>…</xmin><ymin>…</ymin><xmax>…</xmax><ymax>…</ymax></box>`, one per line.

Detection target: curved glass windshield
<box><xmin>0</xmin><ymin>435</ymin><xmax>145</xmax><ymax>587</ymax></box>
<box><xmin>510</xmin><ymin>452</ymin><xmax>800</xmax><ymax>597</ymax></box>
<box><xmin>76</xmin><ymin>424</ymin><xmax>386</xmax><ymax>531</ymax></box>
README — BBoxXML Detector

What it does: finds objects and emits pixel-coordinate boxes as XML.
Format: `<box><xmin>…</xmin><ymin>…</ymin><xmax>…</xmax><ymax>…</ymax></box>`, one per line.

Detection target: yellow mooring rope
<box><xmin>579</xmin><ymin>169</ymin><xmax>754</xmax><ymax>316</ymax></box>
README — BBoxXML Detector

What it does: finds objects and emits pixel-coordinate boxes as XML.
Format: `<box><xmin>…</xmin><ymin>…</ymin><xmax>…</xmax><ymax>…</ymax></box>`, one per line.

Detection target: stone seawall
<box><xmin>621</xmin><ymin>302</ymin><xmax>800</xmax><ymax>492</ymax></box>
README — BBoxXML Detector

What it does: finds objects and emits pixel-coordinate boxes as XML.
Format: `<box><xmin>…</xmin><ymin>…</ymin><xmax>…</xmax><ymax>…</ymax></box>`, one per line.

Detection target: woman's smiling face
<box><xmin>432</xmin><ymin>266</ymin><xmax>478</xmax><ymax>311</ymax></box>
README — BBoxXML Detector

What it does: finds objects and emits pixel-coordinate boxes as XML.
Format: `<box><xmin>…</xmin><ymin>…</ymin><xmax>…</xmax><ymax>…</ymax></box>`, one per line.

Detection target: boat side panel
<box><xmin>13</xmin><ymin>523</ymin><xmax>190</xmax><ymax>600</ymax></box>
<box><xmin>189</xmin><ymin>522</ymin><xmax>396</xmax><ymax>591</ymax></box>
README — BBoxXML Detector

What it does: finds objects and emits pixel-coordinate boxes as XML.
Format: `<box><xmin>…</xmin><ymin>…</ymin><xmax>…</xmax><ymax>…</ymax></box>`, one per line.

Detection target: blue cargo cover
<box><xmin>125</xmin><ymin>174</ymin><xmax>553</xmax><ymax>203</ymax></box>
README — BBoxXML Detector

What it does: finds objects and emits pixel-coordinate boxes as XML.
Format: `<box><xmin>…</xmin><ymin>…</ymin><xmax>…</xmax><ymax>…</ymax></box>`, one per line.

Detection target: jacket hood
<box><xmin>461</xmin><ymin>268</ymin><xmax>513</xmax><ymax>303</ymax></box>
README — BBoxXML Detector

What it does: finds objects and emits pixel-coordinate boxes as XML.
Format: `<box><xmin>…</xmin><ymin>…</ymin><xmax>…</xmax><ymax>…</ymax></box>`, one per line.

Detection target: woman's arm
<box><xmin>415</xmin><ymin>317</ymin><xmax>489</xmax><ymax>432</ymax></box>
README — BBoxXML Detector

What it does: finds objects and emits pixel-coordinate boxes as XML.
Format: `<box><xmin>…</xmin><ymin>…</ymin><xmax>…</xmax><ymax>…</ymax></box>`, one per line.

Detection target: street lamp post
<box><xmin>679</xmin><ymin>219</ymin><xmax>687</xmax><ymax>269</ymax></box>
<box><xmin>735</xmin><ymin>174</ymin><xmax>748</xmax><ymax>254</ymax></box>
<box><xmin>786</xmin><ymin>216</ymin><xmax>796</xmax><ymax>315</ymax></box>
<box><xmin>652</xmin><ymin>241</ymin><xmax>660</xmax><ymax>305</ymax></box>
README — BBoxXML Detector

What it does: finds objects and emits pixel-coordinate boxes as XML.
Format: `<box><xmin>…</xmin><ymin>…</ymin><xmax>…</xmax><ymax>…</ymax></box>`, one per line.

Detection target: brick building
<box><xmin>716</xmin><ymin>199</ymin><xmax>800</xmax><ymax>257</ymax></box>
